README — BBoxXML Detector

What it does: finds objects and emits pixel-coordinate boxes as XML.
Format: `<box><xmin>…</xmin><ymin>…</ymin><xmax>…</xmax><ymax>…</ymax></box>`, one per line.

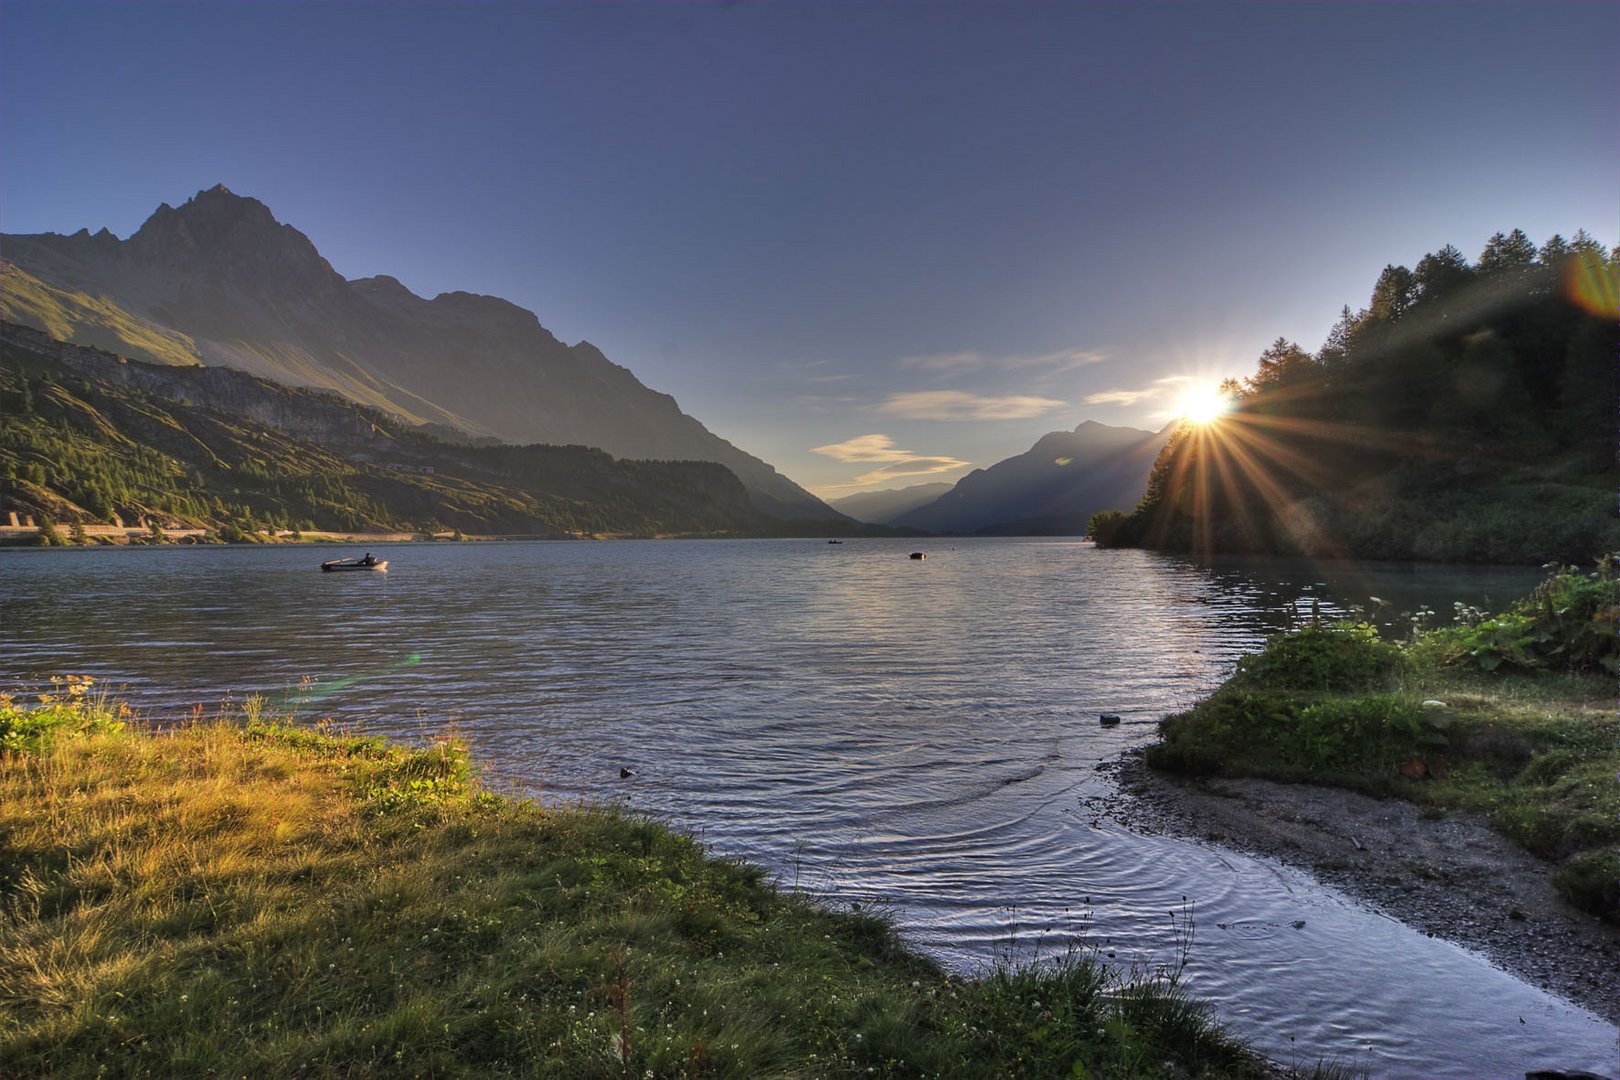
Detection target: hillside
<box><xmin>1092</xmin><ymin>230</ymin><xmax>1619</xmax><ymax>563</ymax></box>
<box><xmin>0</xmin><ymin>185</ymin><xmax>837</xmax><ymax>520</ymax></box>
<box><xmin>0</xmin><ymin>324</ymin><xmax>761</xmax><ymax>539</ymax></box>
<box><xmin>827</xmin><ymin>481</ymin><xmax>954</xmax><ymax>525</ymax></box>
<box><xmin>894</xmin><ymin>421</ymin><xmax>1172</xmax><ymax>535</ymax></box>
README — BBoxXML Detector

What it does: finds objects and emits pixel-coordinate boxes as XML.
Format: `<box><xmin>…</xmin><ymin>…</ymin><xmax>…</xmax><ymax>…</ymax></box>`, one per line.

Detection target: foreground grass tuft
<box><xmin>1</xmin><ymin>689</ymin><xmax>1285</xmax><ymax>1078</ymax></box>
<box><xmin>1147</xmin><ymin>564</ymin><xmax>1619</xmax><ymax>919</ymax></box>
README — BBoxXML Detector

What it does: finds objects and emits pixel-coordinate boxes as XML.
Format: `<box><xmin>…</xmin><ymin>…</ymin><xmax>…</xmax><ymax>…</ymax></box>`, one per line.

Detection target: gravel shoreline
<box><xmin>1096</xmin><ymin>751</ymin><xmax>1620</xmax><ymax>1029</ymax></box>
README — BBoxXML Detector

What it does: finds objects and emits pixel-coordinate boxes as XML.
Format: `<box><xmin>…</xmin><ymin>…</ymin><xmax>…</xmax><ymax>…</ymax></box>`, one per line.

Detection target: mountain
<box><xmin>891</xmin><ymin>421</ymin><xmax>1173</xmax><ymax>535</ymax></box>
<box><xmin>0</xmin><ymin>322</ymin><xmax>760</xmax><ymax>538</ymax></box>
<box><xmin>0</xmin><ymin>185</ymin><xmax>837</xmax><ymax>520</ymax></box>
<box><xmin>827</xmin><ymin>482</ymin><xmax>954</xmax><ymax>525</ymax></box>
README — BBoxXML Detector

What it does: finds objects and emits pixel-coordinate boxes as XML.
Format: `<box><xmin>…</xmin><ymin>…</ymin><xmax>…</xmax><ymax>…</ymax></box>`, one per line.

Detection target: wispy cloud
<box><xmin>897</xmin><ymin>347</ymin><xmax>1109</xmax><ymax>374</ymax></box>
<box><xmin>810</xmin><ymin>433</ymin><xmax>971</xmax><ymax>491</ymax></box>
<box><xmin>876</xmin><ymin>390</ymin><xmax>1066</xmax><ymax>421</ymax></box>
<box><xmin>1082</xmin><ymin>374</ymin><xmax>1198</xmax><ymax>408</ymax></box>
<box><xmin>895</xmin><ymin>350</ymin><xmax>985</xmax><ymax>373</ymax></box>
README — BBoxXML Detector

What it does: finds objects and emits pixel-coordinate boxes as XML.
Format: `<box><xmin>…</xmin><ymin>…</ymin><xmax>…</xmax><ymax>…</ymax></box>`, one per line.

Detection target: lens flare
<box><xmin>1565</xmin><ymin>250</ymin><xmax>1618</xmax><ymax>317</ymax></box>
<box><xmin>282</xmin><ymin>652</ymin><xmax>424</xmax><ymax>708</ymax></box>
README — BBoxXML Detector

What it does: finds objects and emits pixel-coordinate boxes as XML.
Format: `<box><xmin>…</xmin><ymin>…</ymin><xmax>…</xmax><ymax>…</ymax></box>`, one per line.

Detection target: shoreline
<box><xmin>1102</xmin><ymin>752</ymin><xmax>1620</xmax><ymax>1028</ymax></box>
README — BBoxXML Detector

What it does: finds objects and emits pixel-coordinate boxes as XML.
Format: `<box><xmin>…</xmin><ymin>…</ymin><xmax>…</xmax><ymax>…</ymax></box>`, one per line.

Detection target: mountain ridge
<box><xmin>892</xmin><ymin>419</ymin><xmax>1173</xmax><ymax>535</ymax></box>
<box><xmin>0</xmin><ymin>320</ymin><xmax>763</xmax><ymax>538</ymax></box>
<box><xmin>1</xmin><ymin>185</ymin><xmax>839</xmax><ymax>520</ymax></box>
<box><xmin>827</xmin><ymin>482</ymin><xmax>955</xmax><ymax>525</ymax></box>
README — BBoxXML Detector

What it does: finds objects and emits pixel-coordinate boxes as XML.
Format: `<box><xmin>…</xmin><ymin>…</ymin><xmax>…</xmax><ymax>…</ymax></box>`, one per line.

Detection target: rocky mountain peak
<box><xmin>127</xmin><ymin>185</ymin><xmax>339</xmax><ymax>291</ymax></box>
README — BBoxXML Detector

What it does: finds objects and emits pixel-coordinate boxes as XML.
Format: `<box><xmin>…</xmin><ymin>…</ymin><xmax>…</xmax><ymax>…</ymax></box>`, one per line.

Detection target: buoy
<box><xmin>1099</xmin><ymin>714</ymin><xmax>1121</xmax><ymax>727</ymax></box>
<box><xmin>910</xmin><ymin>551</ymin><xmax>925</xmax><ymax>560</ymax></box>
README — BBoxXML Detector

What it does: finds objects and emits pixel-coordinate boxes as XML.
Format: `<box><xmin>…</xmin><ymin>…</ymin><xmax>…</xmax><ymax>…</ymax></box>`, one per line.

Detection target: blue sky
<box><xmin>3</xmin><ymin>1</ymin><xmax>1615</xmax><ymax>496</ymax></box>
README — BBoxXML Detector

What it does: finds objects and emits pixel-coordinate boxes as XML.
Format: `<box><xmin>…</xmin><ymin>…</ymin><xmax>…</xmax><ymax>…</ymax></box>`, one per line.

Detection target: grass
<box><xmin>0</xmin><ymin>685</ymin><xmax>1292</xmax><ymax>1078</ymax></box>
<box><xmin>1146</xmin><ymin>565</ymin><xmax>1619</xmax><ymax>919</ymax></box>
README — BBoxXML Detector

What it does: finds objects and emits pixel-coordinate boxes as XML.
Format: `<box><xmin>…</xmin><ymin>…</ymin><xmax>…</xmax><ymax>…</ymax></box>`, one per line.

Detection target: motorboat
<box><xmin>321</xmin><ymin>556</ymin><xmax>388</xmax><ymax>572</ymax></box>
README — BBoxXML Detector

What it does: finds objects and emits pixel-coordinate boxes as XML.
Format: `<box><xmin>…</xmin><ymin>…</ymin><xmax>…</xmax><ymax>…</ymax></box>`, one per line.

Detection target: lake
<box><xmin>3</xmin><ymin>538</ymin><xmax>1612</xmax><ymax>1075</ymax></box>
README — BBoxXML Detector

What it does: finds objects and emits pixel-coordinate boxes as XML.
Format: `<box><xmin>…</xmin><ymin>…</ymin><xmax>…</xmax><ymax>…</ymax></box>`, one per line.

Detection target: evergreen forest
<box><xmin>1092</xmin><ymin>230</ymin><xmax>1619</xmax><ymax>563</ymax></box>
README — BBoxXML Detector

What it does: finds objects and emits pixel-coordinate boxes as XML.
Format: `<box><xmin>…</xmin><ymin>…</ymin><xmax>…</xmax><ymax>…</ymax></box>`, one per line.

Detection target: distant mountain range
<box><xmin>883</xmin><ymin>421</ymin><xmax>1173</xmax><ymax>535</ymax></box>
<box><xmin>0</xmin><ymin>185</ymin><xmax>836</xmax><ymax>520</ymax></box>
<box><xmin>826</xmin><ymin>482</ymin><xmax>954</xmax><ymax>526</ymax></box>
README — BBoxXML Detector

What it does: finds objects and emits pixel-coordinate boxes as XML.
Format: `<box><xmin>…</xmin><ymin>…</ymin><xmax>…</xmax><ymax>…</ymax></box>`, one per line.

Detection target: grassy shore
<box><xmin>1147</xmin><ymin>564</ymin><xmax>1619</xmax><ymax>920</ymax></box>
<box><xmin>1</xmin><ymin>686</ymin><xmax>1290</xmax><ymax>1078</ymax></box>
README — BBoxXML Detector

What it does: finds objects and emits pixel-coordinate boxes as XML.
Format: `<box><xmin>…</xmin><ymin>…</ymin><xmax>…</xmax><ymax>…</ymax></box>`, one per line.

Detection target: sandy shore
<box><xmin>1095</xmin><ymin>752</ymin><xmax>1620</xmax><ymax>1028</ymax></box>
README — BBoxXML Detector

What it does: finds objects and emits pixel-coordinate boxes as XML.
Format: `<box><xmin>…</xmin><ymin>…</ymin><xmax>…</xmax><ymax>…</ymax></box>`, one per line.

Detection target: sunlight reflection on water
<box><xmin>4</xmin><ymin>539</ymin><xmax>1610</xmax><ymax>1075</ymax></box>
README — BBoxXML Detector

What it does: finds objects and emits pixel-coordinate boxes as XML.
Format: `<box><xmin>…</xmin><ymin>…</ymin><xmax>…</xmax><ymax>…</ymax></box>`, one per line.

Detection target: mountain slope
<box><xmin>893</xmin><ymin>421</ymin><xmax>1172</xmax><ymax>535</ymax></box>
<box><xmin>827</xmin><ymin>482</ymin><xmax>954</xmax><ymax>525</ymax></box>
<box><xmin>1</xmin><ymin>185</ymin><xmax>836</xmax><ymax>519</ymax></box>
<box><xmin>0</xmin><ymin>323</ymin><xmax>760</xmax><ymax>538</ymax></box>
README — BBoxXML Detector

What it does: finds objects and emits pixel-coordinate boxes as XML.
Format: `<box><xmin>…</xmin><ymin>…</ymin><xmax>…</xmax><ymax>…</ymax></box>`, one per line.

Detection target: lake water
<box><xmin>3</xmin><ymin>539</ymin><xmax>1612</xmax><ymax>1076</ymax></box>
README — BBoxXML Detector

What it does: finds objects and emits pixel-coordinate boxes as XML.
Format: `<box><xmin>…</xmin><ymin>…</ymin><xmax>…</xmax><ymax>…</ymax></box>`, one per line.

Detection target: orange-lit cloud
<box><xmin>1083</xmin><ymin>374</ymin><xmax>1199</xmax><ymax>409</ymax></box>
<box><xmin>810</xmin><ymin>433</ymin><xmax>971</xmax><ymax>490</ymax></box>
<box><xmin>876</xmin><ymin>390</ymin><xmax>1066</xmax><ymax>421</ymax></box>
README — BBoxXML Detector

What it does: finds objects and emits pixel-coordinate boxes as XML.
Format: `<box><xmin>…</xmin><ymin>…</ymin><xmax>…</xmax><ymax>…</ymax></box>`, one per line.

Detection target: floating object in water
<box><xmin>1099</xmin><ymin>713</ymin><xmax>1122</xmax><ymax>727</ymax></box>
<box><xmin>827</xmin><ymin>539</ymin><xmax>843</xmax><ymax>544</ymax></box>
<box><xmin>619</xmin><ymin>766</ymin><xmax>634</xmax><ymax>779</ymax></box>
<box><xmin>909</xmin><ymin>551</ymin><xmax>925</xmax><ymax>560</ymax></box>
<box><xmin>321</xmin><ymin>556</ymin><xmax>387</xmax><ymax>572</ymax></box>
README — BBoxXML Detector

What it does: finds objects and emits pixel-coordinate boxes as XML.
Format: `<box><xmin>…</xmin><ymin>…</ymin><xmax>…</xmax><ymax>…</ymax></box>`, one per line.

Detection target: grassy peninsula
<box><xmin>1147</xmin><ymin>564</ymin><xmax>1619</xmax><ymax>920</ymax></box>
<box><xmin>1</xmin><ymin>688</ymin><xmax>1280</xmax><ymax>1078</ymax></box>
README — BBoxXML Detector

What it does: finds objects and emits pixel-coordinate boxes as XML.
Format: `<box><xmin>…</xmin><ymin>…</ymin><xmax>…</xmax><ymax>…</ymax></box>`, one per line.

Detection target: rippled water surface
<box><xmin>4</xmin><ymin>539</ymin><xmax>1612</xmax><ymax>1075</ymax></box>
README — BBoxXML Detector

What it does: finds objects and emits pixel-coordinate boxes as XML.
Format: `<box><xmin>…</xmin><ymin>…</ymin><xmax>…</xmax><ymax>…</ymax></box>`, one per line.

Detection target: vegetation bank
<box><xmin>1145</xmin><ymin>563</ymin><xmax>1619</xmax><ymax>920</ymax></box>
<box><xmin>1</xmin><ymin>685</ymin><xmax>1299</xmax><ymax>1078</ymax></box>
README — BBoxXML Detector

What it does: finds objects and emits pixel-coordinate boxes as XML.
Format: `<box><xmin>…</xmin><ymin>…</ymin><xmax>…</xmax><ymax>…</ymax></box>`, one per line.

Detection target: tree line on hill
<box><xmin>1090</xmin><ymin>229</ymin><xmax>1619</xmax><ymax>563</ymax></box>
<box><xmin>0</xmin><ymin>336</ymin><xmax>766</xmax><ymax>540</ymax></box>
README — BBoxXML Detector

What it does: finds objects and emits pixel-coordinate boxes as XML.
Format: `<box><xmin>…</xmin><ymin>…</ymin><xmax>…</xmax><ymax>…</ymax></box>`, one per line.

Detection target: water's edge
<box><xmin>4</xmin><ymin>540</ymin><xmax>1611</xmax><ymax>1075</ymax></box>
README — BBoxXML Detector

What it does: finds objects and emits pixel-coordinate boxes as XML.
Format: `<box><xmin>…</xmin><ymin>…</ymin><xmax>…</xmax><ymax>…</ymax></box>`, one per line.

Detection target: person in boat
<box><xmin>360</xmin><ymin>552</ymin><xmax>376</xmax><ymax>566</ymax></box>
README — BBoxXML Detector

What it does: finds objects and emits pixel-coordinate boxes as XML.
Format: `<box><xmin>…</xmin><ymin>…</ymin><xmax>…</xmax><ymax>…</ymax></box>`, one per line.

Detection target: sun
<box><xmin>1176</xmin><ymin>382</ymin><xmax>1232</xmax><ymax>425</ymax></box>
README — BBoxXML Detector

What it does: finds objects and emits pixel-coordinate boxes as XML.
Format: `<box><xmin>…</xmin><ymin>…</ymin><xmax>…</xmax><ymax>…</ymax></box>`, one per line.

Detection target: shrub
<box><xmin>1289</xmin><ymin>696</ymin><xmax>1437</xmax><ymax>773</ymax></box>
<box><xmin>1233</xmin><ymin>622</ymin><xmax>1404</xmax><ymax>692</ymax></box>
<box><xmin>1087</xmin><ymin>509</ymin><xmax>1130</xmax><ymax>546</ymax></box>
<box><xmin>1423</xmin><ymin>562</ymin><xmax>1618</xmax><ymax>673</ymax></box>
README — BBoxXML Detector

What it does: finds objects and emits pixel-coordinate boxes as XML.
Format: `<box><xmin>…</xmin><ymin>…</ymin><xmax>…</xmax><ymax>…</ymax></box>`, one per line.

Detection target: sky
<box><xmin>2</xmin><ymin>1</ymin><xmax>1615</xmax><ymax>498</ymax></box>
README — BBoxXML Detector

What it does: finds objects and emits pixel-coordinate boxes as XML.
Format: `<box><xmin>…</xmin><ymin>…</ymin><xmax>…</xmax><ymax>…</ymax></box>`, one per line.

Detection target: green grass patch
<box><xmin>1148</xmin><ymin>565</ymin><xmax>1620</xmax><ymax>920</ymax></box>
<box><xmin>1</xmin><ymin>690</ymin><xmax>1294</xmax><ymax>1078</ymax></box>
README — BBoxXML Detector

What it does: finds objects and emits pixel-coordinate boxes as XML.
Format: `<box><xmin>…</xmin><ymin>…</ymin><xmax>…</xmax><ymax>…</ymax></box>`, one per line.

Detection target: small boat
<box><xmin>321</xmin><ymin>556</ymin><xmax>388</xmax><ymax>572</ymax></box>
<box><xmin>827</xmin><ymin>539</ymin><xmax>843</xmax><ymax>544</ymax></box>
<box><xmin>909</xmin><ymin>551</ymin><xmax>926</xmax><ymax>560</ymax></box>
